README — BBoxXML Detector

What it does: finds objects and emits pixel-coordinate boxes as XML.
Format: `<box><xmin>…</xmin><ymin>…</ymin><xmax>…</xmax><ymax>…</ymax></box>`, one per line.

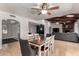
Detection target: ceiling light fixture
<box><xmin>41</xmin><ymin>10</ymin><xmax>47</xmax><ymax>14</ymax></box>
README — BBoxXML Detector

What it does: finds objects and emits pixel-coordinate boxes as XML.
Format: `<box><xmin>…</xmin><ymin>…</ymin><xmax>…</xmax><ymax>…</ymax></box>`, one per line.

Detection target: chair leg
<box><xmin>49</xmin><ymin>46</ymin><xmax>53</xmax><ymax>56</ymax></box>
<box><xmin>38</xmin><ymin>47</ymin><xmax>41</xmax><ymax>56</ymax></box>
<box><xmin>52</xmin><ymin>46</ymin><xmax>54</xmax><ymax>55</ymax></box>
<box><xmin>48</xmin><ymin>47</ymin><xmax>50</xmax><ymax>56</ymax></box>
<box><xmin>49</xmin><ymin>47</ymin><xmax>52</xmax><ymax>56</ymax></box>
<box><xmin>44</xmin><ymin>51</ymin><xmax>46</xmax><ymax>56</ymax></box>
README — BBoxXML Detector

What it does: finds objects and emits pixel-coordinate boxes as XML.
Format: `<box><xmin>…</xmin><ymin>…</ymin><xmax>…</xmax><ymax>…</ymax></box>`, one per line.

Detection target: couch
<box><xmin>53</xmin><ymin>32</ymin><xmax>79</xmax><ymax>43</ymax></box>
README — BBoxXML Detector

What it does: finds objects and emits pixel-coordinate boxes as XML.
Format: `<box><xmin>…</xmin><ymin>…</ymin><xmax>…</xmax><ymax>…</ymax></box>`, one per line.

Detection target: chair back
<box><xmin>28</xmin><ymin>34</ymin><xmax>34</xmax><ymax>41</ymax></box>
<box><xmin>51</xmin><ymin>35</ymin><xmax>55</xmax><ymax>44</ymax></box>
<box><xmin>45</xmin><ymin>39</ymin><xmax>51</xmax><ymax>48</ymax></box>
<box><xmin>45</xmin><ymin>36</ymin><xmax>52</xmax><ymax>41</ymax></box>
<box><xmin>34</xmin><ymin>34</ymin><xmax>40</xmax><ymax>40</ymax></box>
<box><xmin>19</xmin><ymin>39</ymin><xmax>35</xmax><ymax>56</ymax></box>
<box><xmin>43</xmin><ymin>38</ymin><xmax>51</xmax><ymax>56</ymax></box>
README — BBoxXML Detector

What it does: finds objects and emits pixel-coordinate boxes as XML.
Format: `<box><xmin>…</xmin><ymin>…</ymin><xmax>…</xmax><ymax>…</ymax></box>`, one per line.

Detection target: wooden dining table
<box><xmin>28</xmin><ymin>39</ymin><xmax>45</xmax><ymax>56</ymax></box>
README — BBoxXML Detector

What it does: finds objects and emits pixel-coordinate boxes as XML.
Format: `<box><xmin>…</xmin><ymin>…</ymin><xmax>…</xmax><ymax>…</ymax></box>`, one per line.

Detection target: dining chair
<box><xmin>50</xmin><ymin>35</ymin><xmax>55</xmax><ymax>55</ymax></box>
<box><xmin>45</xmin><ymin>36</ymin><xmax>51</xmax><ymax>41</ymax></box>
<box><xmin>34</xmin><ymin>34</ymin><xmax>40</xmax><ymax>40</ymax></box>
<box><xmin>40</xmin><ymin>38</ymin><xmax>51</xmax><ymax>56</ymax></box>
<box><xmin>28</xmin><ymin>34</ymin><xmax>34</xmax><ymax>41</ymax></box>
<box><xmin>19</xmin><ymin>39</ymin><xmax>36</xmax><ymax>56</ymax></box>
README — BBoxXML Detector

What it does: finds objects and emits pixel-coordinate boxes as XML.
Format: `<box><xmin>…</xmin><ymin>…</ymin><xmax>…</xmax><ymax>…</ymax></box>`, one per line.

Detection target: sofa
<box><xmin>53</xmin><ymin>32</ymin><xmax>79</xmax><ymax>43</ymax></box>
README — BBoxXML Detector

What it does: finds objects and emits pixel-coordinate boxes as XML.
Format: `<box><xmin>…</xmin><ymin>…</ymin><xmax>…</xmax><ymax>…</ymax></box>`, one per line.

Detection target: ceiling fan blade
<box><xmin>38</xmin><ymin>12</ymin><xmax>41</xmax><ymax>15</ymax></box>
<box><xmin>31</xmin><ymin>8</ymin><xmax>41</xmax><ymax>10</ymax></box>
<box><xmin>48</xmin><ymin>6</ymin><xmax>59</xmax><ymax>10</ymax></box>
<box><xmin>47</xmin><ymin>12</ymin><xmax>51</xmax><ymax>15</ymax></box>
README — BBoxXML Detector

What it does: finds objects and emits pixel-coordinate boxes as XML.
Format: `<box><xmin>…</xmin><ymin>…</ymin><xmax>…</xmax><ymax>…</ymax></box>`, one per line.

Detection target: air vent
<box><xmin>10</xmin><ymin>15</ymin><xmax>16</xmax><ymax>18</ymax></box>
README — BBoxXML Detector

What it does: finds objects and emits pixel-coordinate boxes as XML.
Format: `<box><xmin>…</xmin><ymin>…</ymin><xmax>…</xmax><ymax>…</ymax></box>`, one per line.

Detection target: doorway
<box><xmin>2</xmin><ymin>19</ymin><xmax>20</xmax><ymax>44</ymax></box>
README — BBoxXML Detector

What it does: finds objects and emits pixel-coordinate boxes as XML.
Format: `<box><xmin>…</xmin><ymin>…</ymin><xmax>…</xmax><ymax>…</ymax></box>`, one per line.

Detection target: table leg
<box><xmin>38</xmin><ymin>46</ymin><xmax>41</xmax><ymax>56</ymax></box>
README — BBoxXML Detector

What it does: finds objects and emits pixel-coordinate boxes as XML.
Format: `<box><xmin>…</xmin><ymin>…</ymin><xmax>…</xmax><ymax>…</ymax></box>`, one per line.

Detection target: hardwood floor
<box><xmin>0</xmin><ymin>41</ymin><xmax>21</xmax><ymax>56</ymax></box>
<box><xmin>53</xmin><ymin>40</ymin><xmax>79</xmax><ymax>56</ymax></box>
<box><xmin>0</xmin><ymin>40</ymin><xmax>79</xmax><ymax>56</ymax></box>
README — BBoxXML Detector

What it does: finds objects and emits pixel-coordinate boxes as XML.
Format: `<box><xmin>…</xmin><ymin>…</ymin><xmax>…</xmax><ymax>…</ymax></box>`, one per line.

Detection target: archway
<box><xmin>2</xmin><ymin>19</ymin><xmax>20</xmax><ymax>44</ymax></box>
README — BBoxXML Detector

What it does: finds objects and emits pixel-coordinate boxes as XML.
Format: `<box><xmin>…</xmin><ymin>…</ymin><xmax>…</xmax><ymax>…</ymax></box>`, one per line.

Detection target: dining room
<box><xmin>19</xmin><ymin>33</ymin><xmax>55</xmax><ymax>56</ymax></box>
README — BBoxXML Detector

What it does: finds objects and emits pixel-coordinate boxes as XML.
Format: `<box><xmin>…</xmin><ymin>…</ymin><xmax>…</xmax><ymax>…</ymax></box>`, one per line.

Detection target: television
<box><xmin>53</xmin><ymin>28</ymin><xmax>59</xmax><ymax>33</ymax></box>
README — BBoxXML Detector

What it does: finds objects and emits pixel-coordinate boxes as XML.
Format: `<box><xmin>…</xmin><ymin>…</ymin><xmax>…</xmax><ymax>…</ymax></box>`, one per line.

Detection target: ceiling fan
<box><xmin>31</xmin><ymin>3</ymin><xmax>59</xmax><ymax>15</ymax></box>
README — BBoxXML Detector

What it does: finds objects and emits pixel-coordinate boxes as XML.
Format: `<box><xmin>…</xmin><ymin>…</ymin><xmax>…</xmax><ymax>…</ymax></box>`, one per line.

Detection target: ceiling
<box><xmin>0</xmin><ymin>3</ymin><xmax>79</xmax><ymax>20</ymax></box>
<box><xmin>46</xmin><ymin>14</ymin><xmax>79</xmax><ymax>24</ymax></box>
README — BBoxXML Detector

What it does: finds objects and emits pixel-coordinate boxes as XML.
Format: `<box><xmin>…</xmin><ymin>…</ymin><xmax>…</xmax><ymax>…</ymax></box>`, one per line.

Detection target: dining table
<box><xmin>28</xmin><ymin>39</ymin><xmax>46</xmax><ymax>56</ymax></box>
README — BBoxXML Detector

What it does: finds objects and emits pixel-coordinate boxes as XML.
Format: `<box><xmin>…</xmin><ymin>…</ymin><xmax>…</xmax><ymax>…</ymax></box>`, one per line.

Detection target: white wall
<box><xmin>28</xmin><ymin>22</ymin><xmax>37</xmax><ymax>33</ymax></box>
<box><xmin>0</xmin><ymin>17</ymin><xmax>2</xmax><ymax>49</ymax></box>
<box><xmin>44</xmin><ymin>20</ymin><xmax>51</xmax><ymax>37</ymax></box>
<box><xmin>74</xmin><ymin>20</ymin><xmax>79</xmax><ymax>36</ymax></box>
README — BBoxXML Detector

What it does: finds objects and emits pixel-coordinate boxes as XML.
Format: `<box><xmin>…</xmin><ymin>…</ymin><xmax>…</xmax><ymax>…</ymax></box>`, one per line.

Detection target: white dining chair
<box><xmin>28</xmin><ymin>34</ymin><xmax>34</xmax><ymax>41</ymax></box>
<box><xmin>40</xmin><ymin>37</ymin><xmax>51</xmax><ymax>56</ymax></box>
<box><xmin>34</xmin><ymin>34</ymin><xmax>40</xmax><ymax>40</ymax></box>
<box><xmin>45</xmin><ymin>36</ymin><xmax>52</xmax><ymax>41</ymax></box>
<box><xmin>50</xmin><ymin>35</ymin><xmax>55</xmax><ymax>55</ymax></box>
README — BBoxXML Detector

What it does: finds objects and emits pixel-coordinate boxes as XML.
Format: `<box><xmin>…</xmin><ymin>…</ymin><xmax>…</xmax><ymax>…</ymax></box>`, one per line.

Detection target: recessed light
<box><xmin>56</xmin><ymin>22</ymin><xmax>59</xmax><ymax>24</ymax></box>
<box><xmin>66</xmin><ymin>15</ymin><xmax>74</xmax><ymax>17</ymax></box>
